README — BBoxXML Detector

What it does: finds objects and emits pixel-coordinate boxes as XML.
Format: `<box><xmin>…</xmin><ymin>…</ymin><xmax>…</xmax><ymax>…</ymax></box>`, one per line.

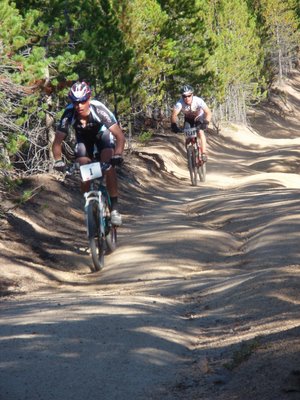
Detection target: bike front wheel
<box><xmin>187</xmin><ymin>147</ymin><xmax>198</xmax><ymax>186</ymax></box>
<box><xmin>198</xmin><ymin>162</ymin><xmax>206</xmax><ymax>182</ymax></box>
<box><xmin>86</xmin><ymin>200</ymin><xmax>104</xmax><ymax>272</ymax></box>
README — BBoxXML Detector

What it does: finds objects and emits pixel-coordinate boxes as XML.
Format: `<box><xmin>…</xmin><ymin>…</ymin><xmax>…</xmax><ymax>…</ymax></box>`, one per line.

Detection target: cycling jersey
<box><xmin>57</xmin><ymin>99</ymin><xmax>117</xmax><ymax>136</ymax></box>
<box><xmin>174</xmin><ymin>95</ymin><xmax>207</xmax><ymax>121</ymax></box>
<box><xmin>57</xmin><ymin>99</ymin><xmax>117</xmax><ymax>158</ymax></box>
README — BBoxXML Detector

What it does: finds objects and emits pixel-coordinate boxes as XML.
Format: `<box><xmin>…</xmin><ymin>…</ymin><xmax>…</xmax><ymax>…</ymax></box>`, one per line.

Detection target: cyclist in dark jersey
<box><xmin>52</xmin><ymin>81</ymin><xmax>125</xmax><ymax>226</ymax></box>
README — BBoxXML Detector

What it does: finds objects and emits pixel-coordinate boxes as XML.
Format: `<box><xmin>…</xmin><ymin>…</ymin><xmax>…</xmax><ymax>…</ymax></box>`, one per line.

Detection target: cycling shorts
<box><xmin>75</xmin><ymin>128</ymin><xmax>115</xmax><ymax>159</ymax></box>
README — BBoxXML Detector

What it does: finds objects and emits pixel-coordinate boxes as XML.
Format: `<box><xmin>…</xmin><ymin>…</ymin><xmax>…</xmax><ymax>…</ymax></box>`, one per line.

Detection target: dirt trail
<box><xmin>1</xmin><ymin>71</ymin><xmax>300</xmax><ymax>400</ymax></box>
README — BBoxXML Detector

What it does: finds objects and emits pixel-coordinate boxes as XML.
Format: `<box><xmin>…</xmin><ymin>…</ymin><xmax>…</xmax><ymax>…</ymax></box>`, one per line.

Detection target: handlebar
<box><xmin>65</xmin><ymin>161</ymin><xmax>112</xmax><ymax>177</ymax></box>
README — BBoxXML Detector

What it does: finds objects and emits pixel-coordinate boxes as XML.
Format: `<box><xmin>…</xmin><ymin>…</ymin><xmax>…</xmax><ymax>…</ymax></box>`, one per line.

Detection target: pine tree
<box><xmin>247</xmin><ymin>0</ymin><xmax>300</xmax><ymax>82</ymax></box>
<box><xmin>1</xmin><ymin>0</ymin><xmax>84</xmax><ymax>171</ymax></box>
<box><xmin>202</xmin><ymin>0</ymin><xmax>263</xmax><ymax>123</ymax></box>
<box><xmin>260</xmin><ymin>0</ymin><xmax>299</xmax><ymax>82</ymax></box>
<box><xmin>114</xmin><ymin>0</ymin><xmax>170</xmax><ymax>111</ymax></box>
<box><xmin>77</xmin><ymin>0</ymin><xmax>135</xmax><ymax>118</ymax></box>
<box><xmin>15</xmin><ymin>0</ymin><xmax>135</xmax><ymax>118</ymax></box>
<box><xmin>0</xmin><ymin>1</ymin><xmax>50</xmax><ymax>168</ymax></box>
<box><xmin>159</xmin><ymin>0</ymin><xmax>215</xmax><ymax>99</ymax></box>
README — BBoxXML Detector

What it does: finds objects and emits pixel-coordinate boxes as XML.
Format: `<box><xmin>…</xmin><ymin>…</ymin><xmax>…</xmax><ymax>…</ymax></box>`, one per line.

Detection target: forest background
<box><xmin>0</xmin><ymin>0</ymin><xmax>299</xmax><ymax>197</ymax></box>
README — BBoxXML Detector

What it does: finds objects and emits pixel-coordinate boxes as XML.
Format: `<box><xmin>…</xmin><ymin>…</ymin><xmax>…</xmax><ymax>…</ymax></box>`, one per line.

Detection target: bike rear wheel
<box><xmin>106</xmin><ymin>225</ymin><xmax>117</xmax><ymax>254</ymax></box>
<box><xmin>187</xmin><ymin>147</ymin><xmax>198</xmax><ymax>186</ymax></box>
<box><xmin>103</xmin><ymin>195</ymin><xmax>117</xmax><ymax>255</ymax></box>
<box><xmin>86</xmin><ymin>200</ymin><xmax>104</xmax><ymax>272</ymax></box>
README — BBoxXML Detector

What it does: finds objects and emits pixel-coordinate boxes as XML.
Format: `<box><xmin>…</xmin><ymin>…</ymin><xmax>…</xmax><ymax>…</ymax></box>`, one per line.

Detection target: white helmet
<box><xmin>68</xmin><ymin>81</ymin><xmax>91</xmax><ymax>102</ymax></box>
<box><xmin>181</xmin><ymin>84</ymin><xmax>194</xmax><ymax>96</ymax></box>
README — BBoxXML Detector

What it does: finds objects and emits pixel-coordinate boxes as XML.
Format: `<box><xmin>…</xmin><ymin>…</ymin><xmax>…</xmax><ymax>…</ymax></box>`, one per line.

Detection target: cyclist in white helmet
<box><xmin>52</xmin><ymin>81</ymin><xmax>125</xmax><ymax>226</ymax></box>
<box><xmin>171</xmin><ymin>84</ymin><xmax>212</xmax><ymax>162</ymax></box>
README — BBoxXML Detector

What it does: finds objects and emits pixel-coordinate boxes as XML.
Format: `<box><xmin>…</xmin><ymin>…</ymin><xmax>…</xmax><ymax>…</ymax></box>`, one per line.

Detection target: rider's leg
<box><xmin>100</xmin><ymin>148</ymin><xmax>118</xmax><ymax>199</ymax></box>
<box><xmin>74</xmin><ymin>143</ymin><xmax>92</xmax><ymax>193</ymax></box>
<box><xmin>184</xmin><ymin>120</ymin><xmax>192</xmax><ymax>130</ymax></box>
<box><xmin>198</xmin><ymin>129</ymin><xmax>207</xmax><ymax>161</ymax></box>
<box><xmin>184</xmin><ymin>120</ymin><xmax>192</xmax><ymax>149</ymax></box>
<box><xmin>99</xmin><ymin>138</ymin><xmax>122</xmax><ymax>225</ymax></box>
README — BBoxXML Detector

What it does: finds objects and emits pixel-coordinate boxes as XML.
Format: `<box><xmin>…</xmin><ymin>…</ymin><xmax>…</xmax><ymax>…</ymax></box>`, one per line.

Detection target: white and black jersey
<box><xmin>57</xmin><ymin>99</ymin><xmax>117</xmax><ymax>137</ymax></box>
<box><xmin>174</xmin><ymin>95</ymin><xmax>207</xmax><ymax>121</ymax></box>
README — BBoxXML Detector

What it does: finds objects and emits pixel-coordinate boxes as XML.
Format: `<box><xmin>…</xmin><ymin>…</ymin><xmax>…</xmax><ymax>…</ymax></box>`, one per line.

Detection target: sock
<box><xmin>110</xmin><ymin>196</ymin><xmax>118</xmax><ymax>211</ymax></box>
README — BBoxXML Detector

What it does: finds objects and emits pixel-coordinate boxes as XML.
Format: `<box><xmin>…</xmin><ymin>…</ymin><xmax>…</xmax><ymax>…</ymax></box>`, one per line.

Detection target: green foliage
<box><xmin>115</xmin><ymin>0</ymin><xmax>170</xmax><ymax>108</ymax></box>
<box><xmin>9</xmin><ymin>0</ymin><xmax>279</xmax><ymax>125</ymax></box>
<box><xmin>160</xmin><ymin>0</ymin><xmax>215</xmax><ymax>98</ymax></box>
<box><xmin>78</xmin><ymin>0</ymin><xmax>135</xmax><ymax>116</ymax></box>
<box><xmin>2</xmin><ymin>176</ymin><xmax>23</xmax><ymax>193</ymax></box>
<box><xmin>297</xmin><ymin>3</ymin><xmax>300</xmax><ymax>23</ymax></box>
<box><xmin>16</xmin><ymin>189</ymin><xmax>34</xmax><ymax>204</ymax></box>
<box><xmin>0</xmin><ymin>1</ymin><xmax>26</xmax><ymax>52</ymax></box>
<box><xmin>248</xmin><ymin>0</ymin><xmax>300</xmax><ymax>82</ymax></box>
<box><xmin>0</xmin><ymin>2</ymin><xmax>49</xmax><ymax>78</ymax></box>
<box><xmin>1</xmin><ymin>176</ymin><xmax>36</xmax><ymax>205</ymax></box>
<box><xmin>204</xmin><ymin>0</ymin><xmax>263</xmax><ymax>101</ymax></box>
<box><xmin>6</xmin><ymin>134</ymin><xmax>28</xmax><ymax>156</ymax></box>
<box><xmin>0</xmin><ymin>158</ymin><xmax>13</xmax><ymax>171</ymax></box>
<box><xmin>138</xmin><ymin>131</ymin><xmax>153</xmax><ymax>143</ymax></box>
<box><xmin>10</xmin><ymin>0</ymin><xmax>86</xmax><ymax>97</ymax></box>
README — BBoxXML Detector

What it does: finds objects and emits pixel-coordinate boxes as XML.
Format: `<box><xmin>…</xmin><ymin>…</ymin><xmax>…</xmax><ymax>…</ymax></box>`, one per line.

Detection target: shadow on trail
<box><xmin>0</xmin><ymin>294</ymin><xmax>189</xmax><ymax>400</ymax></box>
<box><xmin>1</xmin><ymin>269</ymin><xmax>299</xmax><ymax>400</ymax></box>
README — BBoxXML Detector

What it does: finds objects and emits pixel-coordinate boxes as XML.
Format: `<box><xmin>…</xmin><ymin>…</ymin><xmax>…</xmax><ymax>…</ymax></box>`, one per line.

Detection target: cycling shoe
<box><xmin>111</xmin><ymin>210</ymin><xmax>122</xmax><ymax>226</ymax></box>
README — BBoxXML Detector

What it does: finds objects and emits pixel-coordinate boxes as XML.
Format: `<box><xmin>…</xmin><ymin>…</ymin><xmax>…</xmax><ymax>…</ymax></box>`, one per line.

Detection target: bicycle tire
<box><xmin>102</xmin><ymin>194</ymin><xmax>117</xmax><ymax>255</ymax></box>
<box><xmin>86</xmin><ymin>200</ymin><xmax>104</xmax><ymax>272</ymax></box>
<box><xmin>106</xmin><ymin>225</ymin><xmax>117</xmax><ymax>254</ymax></box>
<box><xmin>187</xmin><ymin>147</ymin><xmax>197</xmax><ymax>186</ymax></box>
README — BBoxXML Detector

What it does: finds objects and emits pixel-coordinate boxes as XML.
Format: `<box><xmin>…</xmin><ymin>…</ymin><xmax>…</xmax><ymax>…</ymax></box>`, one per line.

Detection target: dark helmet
<box><xmin>181</xmin><ymin>84</ymin><xmax>194</xmax><ymax>96</ymax></box>
<box><xmin>68</xmin><ymin>81</ymin><xmax>91</xmax><ymax>102</ymax></box>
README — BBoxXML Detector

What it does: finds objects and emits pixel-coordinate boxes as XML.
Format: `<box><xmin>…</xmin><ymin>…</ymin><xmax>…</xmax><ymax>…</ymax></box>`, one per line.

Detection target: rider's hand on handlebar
<box><xmin>111</xmin><ymin>155</ymin><xmax>124</xmax><ymax>167</ymax></box>
<box><xmin>203</xmin><ymin>119</ymin><xmax>210</xmax><ymax>129</ymax></box>
<box><xmin>195</xmin><ymin>117</ymin><xmax>209</xmax><ymax>130</ymax></box>
<box><xmin>53</xmin><ymin>159</ymin><xmax>66</xmax><ymax>173</ymax></box>
<box><xmin>171</xmin><ymin>123</ymin><xmax>183</xmax><ymax>133</ymax></box>
<box><xmin>202</xmin><ymin>120</ymin><xmax>209</xmax><ymax>130</ymax></box>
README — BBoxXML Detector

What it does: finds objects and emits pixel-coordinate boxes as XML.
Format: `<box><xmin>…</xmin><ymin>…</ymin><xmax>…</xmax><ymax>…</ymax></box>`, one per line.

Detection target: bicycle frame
<box><xmin>184</xmin><ymin>127</ymin><xmax>206</xmax><ymax>185</ymax></box>
<box><xmin>186</xmin><ymin>137</ymin><xmax>202</xmax><ymax>165</ymax></box>
<box><xmin>184</xmin><ymin>124</ymin><xmax>201</xmax><ymax>154</ymax></box>
<box><xmin>79</xmin><ymin>161</ymin><xmax>116</xmax><ymax>272</ymax></box>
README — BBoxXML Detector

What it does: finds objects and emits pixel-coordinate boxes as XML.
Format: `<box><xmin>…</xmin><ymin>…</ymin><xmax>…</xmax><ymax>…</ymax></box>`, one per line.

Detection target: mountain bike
<box><xmin>184</xmin><ymin>127</ymin><xmax>206</xmax><ymax>186</ymax></box>
<box><xmin>72</xmin><ymin>161</ymin><xmax>117</xmax><ymax>272</ymax></box>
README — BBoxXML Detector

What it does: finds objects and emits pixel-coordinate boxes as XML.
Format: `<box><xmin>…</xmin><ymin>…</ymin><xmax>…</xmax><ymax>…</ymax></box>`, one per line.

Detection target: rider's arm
<box><xmin>171</xmin><ymin>107</ymin><xmax>183</xmax><ymax>133</ymax></box>
<box><xmin>203</xmin><ymin>105</ymin><xmax>212</xmax><ymax>124</ymax></box>
<box><xmin>52</xmin><ymin>107</ymin><xmax>71</xmax><ymax>161</ymax></box>
<box><xmin>52</xmin><ymin>131</ymin><xmax>67</xmax><ymax>161</ymax></box>
<box><xmin>171</xmin><ymin>107</ymin><xmax>180</xmax><ymax>125</ymax></box>
<box><xmin>109</xmin><ymin>123</ymin><xmax>125</xmax><ymax>155</ymax></box>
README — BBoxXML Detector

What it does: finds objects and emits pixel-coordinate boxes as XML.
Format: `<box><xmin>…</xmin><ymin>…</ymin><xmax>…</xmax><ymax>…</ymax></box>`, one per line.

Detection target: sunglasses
<box><xmin>73</xmin><ymin>99</ymin><xmax>88</xmax><ymax>105</ymax></box>
<box><xmin>182</xmin><ymin>94</ymin><xmax>192</xmax><ymax>99</ymax></box>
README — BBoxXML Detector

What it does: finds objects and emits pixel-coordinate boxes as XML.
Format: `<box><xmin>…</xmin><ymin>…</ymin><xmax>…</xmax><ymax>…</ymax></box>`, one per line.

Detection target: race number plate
<box><xmin>184</xmin><ymin>128</ymin><xmax>197</xmax><ymax>138</ymax></box>
<box><xmin>80</xmin><ymin>162</ymin><xmax>102</xmax><ymax>182</ymax></box>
